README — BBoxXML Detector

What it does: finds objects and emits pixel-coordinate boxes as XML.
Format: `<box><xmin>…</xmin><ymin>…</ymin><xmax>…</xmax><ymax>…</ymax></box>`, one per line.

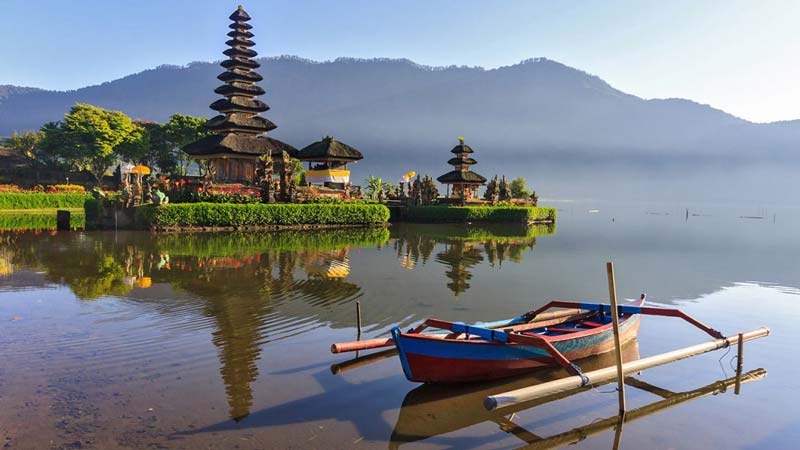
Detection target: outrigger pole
<box><xmin>485</xmin><ymin>327</ymin><xmax>769</xmax><ymax>411</ymax></box>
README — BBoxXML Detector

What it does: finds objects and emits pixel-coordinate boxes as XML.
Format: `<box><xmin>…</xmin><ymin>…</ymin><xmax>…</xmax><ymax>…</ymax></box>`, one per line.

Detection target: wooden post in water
<box><xmin>606</xmin><ymin>261</ymin><xmax>627</xmax><ymax>416</ymax></box>
<box><xmin>56</xmin><ymin>210</ymin><xmax>70</xmax><ymax>231</ymax></box>
<box><xmin>735</xmin><ymin>332</ymin><xmax>744</xmax><ymax>394</ymax></box>
<box><xmin>356</xmin><ymin>301</ymin><xmax>362</xmax><ymax>340</ymax></box>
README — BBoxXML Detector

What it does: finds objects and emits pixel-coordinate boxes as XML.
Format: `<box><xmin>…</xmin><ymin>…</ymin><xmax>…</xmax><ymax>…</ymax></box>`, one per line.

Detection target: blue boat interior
<box><xmin>520</xmin><ymin>314</ymin><xmax>625</xmax><ymax>337</ymax></box>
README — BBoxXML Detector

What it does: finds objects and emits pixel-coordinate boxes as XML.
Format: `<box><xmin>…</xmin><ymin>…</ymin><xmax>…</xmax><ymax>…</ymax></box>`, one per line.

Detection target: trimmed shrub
<box><xmin>0</xmin><ymin>193</ymin><xmax>92</xmax><ymax>210</ymax></box>
<box><xmin>143</xmin><ymin>203</ymin><xmax>390</xmax><ymax>228</ymax></box>
<box><xmin>0</xmin><ymin>210</ymin><xmax>86</xmax><ymax>231</ymax></box>
<box><xmin>407</xmin><ymin>205</ymin><xmax>556</xmax><ymax>223</ymax></box>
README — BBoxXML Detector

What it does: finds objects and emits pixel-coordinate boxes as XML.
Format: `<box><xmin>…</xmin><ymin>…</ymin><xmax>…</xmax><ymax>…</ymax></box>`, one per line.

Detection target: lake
<box><xmin>1</xmin><ymin>201</ymin><xmax>798</xmax><ymax>449</ymax></box>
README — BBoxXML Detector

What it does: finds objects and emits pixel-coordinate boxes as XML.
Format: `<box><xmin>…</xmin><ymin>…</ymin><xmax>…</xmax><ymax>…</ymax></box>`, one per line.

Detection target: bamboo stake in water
<box><xmin>356</xmin><ymin>301</ymin><xmax>363</xmax><ymax>340</ymax></box>
<box><xmin>606</xmin><ymin>261</ymin><xmax>627</xmax><ymax>416</ymax></box>
<box><xmin>735</xmin><ymin>332</ymin><xmax>744</xmax><ymax>394</ymax></box>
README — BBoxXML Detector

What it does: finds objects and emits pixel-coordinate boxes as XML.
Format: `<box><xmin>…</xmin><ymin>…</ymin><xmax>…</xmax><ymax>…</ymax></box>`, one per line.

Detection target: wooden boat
<box><xmin>390</xmin><ymin>296</ymin><xmax>646</xmax><ymax>383</ymax></box>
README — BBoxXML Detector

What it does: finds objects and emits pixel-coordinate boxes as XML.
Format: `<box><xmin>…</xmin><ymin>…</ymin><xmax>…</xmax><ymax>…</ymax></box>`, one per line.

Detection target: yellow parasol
<box><xmin>130</xmin><ymin>165</ymin><xmax>151</xmax><ymax>175</ymax></box>
<box><xmin>133</xmin><ymin>277</ymin><xmax>152</xmax><ymax>288</ymax></box>
<box><xmin>402</xmin><ymin>171</ymin><xmax>416</xmax><ymax>182</ymax></box>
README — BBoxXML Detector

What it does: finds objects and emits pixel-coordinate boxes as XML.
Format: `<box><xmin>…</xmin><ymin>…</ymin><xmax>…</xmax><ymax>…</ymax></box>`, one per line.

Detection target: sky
<box><xmin>1</xmin><ymin>0</ymin><xmax>798</xmax><ymax>123</ymax></box>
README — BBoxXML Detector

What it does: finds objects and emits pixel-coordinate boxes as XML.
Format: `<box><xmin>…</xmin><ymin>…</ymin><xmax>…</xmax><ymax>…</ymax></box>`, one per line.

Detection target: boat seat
<box><xmin>547</xmin><ymin>327</ymin><xmax>581</xmax><ymax>333</ymax></box>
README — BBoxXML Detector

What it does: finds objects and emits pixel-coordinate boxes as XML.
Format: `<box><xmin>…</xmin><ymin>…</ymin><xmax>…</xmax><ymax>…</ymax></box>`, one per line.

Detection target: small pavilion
<box><xmin>437</xmin><ymin>137</ymin><xmax>487</xmax><ymax>200</ymax></box>
<box><xmin>183</xmin><ymin>6</ymin><xmax>297</xmax><ymax>196</ymax></box>
<box><xmin>296</xmin><ymin>136</ymin><xmax>364</xmax><ymax>192</ymax></box>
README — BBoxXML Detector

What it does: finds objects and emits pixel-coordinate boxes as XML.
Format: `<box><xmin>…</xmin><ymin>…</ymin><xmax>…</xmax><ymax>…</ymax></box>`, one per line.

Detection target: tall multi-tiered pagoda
<box><xmin>184</xmin><ymin>5</ymin><xmax>296</xmax><ymax>190</ymax></box>
<box><xmin>437</xmin><ymin>137</ymin><xmax>487</xmax><ymax>201</ymax></box>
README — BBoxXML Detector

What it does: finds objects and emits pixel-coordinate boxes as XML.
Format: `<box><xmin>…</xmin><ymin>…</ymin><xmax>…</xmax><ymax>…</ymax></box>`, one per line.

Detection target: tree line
<box><xmin>3</xmin><ymin>103</ymin><xmax>210</xmax><ymax>184</ymax></box>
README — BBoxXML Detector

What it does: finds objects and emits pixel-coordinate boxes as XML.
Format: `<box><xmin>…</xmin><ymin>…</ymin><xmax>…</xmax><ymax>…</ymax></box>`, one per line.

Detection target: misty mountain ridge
<box><xmin>1</xmin><ymin>55</ymin><xmax>798</xmax><ymax>178</ymax></box>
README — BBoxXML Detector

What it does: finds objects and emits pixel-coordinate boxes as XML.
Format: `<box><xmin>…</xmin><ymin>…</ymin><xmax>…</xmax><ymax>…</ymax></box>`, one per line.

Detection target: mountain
<box><xmin>0</xmin><ymin>85</ymin><xmax>42</xmax><ymax>101</ymax></box>
<box><xmin>1</xmin><ymin>56</ymin><xmax>798</xmax><ymax>181</ymax></box>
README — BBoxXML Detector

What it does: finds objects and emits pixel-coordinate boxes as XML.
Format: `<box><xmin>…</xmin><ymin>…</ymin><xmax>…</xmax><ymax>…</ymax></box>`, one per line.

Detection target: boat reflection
<box><xmin>389</xmin><ymin>340</ymin><xmax>640</xmax><ymax>449</ymax></box>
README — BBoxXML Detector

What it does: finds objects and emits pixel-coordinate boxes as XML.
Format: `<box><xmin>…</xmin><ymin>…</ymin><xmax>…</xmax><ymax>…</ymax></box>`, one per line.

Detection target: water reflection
<box><xmin>0</xmin><ymin>224</ymin><xmax>554</xmax><ymax>422</ymax></box>
<box><xmin>393</xmin><ymin>223</ymin><xmax>555</xmax><ymax>296</ymax></box>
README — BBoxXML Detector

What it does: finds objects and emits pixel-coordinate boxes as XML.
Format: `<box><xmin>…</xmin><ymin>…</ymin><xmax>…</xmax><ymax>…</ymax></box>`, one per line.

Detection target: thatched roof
<box><xmin>450</xmin><ymin>142</ymin><xmax>474</xmax><ymax>154</ymax></box>
<box><xmin>229</xmin><ymin>21</ymin><xmax>252</xmax><ymax>31</ymax></box>
<box><xmin>296</xmin><ymin>136</ymin><xmax>364</xmax><ymax>162</ymax></box>
<box><xmin>210</xmin><ymin>98</ymin><xmax>269</xmax><ymax>114</ymax></box>
<box><xmin>223</xmin><ymin>47</ymin><xmax>258</xmax><ymax>59</ymax></box>
<box><xmin>225</xmin><ymin>38</ymin><xmax>256</xmax><ymax>48</ymax></box>
<box><xmin>214</xmin><ymin>83</ymin><xmax>265</xmax><ymax>97</ymax></box>
<box><xmin>447</xmin><ymin>157</ymin><xmax>477</xmax><ymax>166</ymax></box>
<box><xmin>227</xmin><ymin>30</ymin><xmax>254</xmax><ymax>39</ymax></box>
<box><xmin>221</xmin><ymin>58</ymin><xmax>260</xmax><ymax>70</ymax></box>
<box><xmin>206</xmin><ymin>114</ymin><xmax>276</xmax><ymax>134</ymax></box>
<box><xmin>229</xmin><ymin>6</ymin><xmax>252</xmax><ymax>22</ymax></box>
<box><xmin>437</xmin><ymin>170</ymin><xmax>486</xmax><ymax>184</ymax></box>
<box><xmin>183</xmin><ymin>134</ymin><xmax>297</xmax><ymax>158</ymax></box>
<box><xmin>217</xmin><ymin>69</ymin><xmax>263</xmax><ymax>84</ymax></box>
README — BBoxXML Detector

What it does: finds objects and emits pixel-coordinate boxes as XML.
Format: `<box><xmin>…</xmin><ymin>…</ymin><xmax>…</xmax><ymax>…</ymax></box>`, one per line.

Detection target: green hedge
<box><xmin>0</xmin><ymin>210</ymin><xmax>86</xmax><ymax>231</ymax></box>
<box><xmin>0</xmin><ymin>193</ymin><xmax>92</xmax><ymax>210</ymax></box>
<box><xmin>406</xmin><ymin>206</ymin><xmax>556</xmax><ymax>223</ymax></box>
<box><xmin>142</xmin><ymin>203</ymin><xmax>391</xmax><ymax>228</ymax></box>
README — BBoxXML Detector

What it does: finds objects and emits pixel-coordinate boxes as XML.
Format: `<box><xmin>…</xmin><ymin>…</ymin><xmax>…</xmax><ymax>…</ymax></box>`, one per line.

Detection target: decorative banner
<box><xmin>305</xmin><ymin>169</ymin><xmax>350</xmax><ymax>185</ymax></box>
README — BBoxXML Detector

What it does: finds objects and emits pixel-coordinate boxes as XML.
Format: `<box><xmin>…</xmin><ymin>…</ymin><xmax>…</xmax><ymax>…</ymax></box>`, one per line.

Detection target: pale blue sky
<box><xmin>1</xmin><ymin>0</ymin><xmax>798</xmax><ymax>122</ymax></box>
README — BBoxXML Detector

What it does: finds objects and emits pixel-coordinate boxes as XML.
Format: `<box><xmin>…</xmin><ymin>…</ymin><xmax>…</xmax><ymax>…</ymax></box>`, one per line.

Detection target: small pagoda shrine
<box><xmin>437</xmin><ymin>137</ymin><xmax>487</xmax><ymax>200</ymax></box>
<box><xmin>296</xmin><ymin>136</ymin><xmax>364</xmax><ymax>194</ymax></box>
<box><xmin>183</xmin><ymin>5</ymin><xmax>297</xmax><ymax>200</ymax></box>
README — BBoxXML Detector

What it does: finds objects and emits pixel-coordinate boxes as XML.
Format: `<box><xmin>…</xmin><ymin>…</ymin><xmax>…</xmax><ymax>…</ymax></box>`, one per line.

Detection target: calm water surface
<box><xmin>1</xmin><ymin>202</ymin><xmax>798</xmax><ymax>449</ymax></box>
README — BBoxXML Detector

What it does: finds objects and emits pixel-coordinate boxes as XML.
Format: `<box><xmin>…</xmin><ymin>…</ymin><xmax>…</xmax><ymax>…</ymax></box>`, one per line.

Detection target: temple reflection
<box><xmin>391</xmin><ymin>223</ymin><xmax>555</xmax><ymax>296</ymax></box>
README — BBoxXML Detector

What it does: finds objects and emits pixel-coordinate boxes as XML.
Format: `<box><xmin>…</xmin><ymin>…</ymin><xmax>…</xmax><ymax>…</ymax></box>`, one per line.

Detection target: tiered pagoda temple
<box><xmin>437</xmin><ymin>137</ymin><xmax>487</xmax><ymax>200</ymax></box>
<box><xmin>184</xmin><ymin>5</ymin><xmax>296</xmax><ymax>192</ymax></box>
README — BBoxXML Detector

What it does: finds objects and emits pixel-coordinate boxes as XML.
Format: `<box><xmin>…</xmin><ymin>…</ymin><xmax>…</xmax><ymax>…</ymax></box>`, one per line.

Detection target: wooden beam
<box><xmin>606</xmin><ymin>261</ymin><xmax>626</xmax><ymax>416</ymax></box>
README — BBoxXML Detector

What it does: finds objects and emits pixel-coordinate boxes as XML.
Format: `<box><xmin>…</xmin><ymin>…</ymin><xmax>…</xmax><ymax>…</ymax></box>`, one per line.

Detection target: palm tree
<box><xmin>364</xmin><ymin>175</ymin><xmax>383</xmax><ymax>200</ymax></box>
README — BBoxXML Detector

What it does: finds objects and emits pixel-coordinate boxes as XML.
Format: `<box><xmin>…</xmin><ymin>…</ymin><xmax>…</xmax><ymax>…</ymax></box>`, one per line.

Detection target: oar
<box><xmin>330</xmin><ymin>308</ymin><xmax>583</xmax><ymax>354</ymax></box>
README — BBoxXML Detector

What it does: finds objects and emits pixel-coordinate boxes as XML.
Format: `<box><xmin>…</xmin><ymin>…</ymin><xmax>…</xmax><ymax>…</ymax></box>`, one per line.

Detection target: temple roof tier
<box><xmin>214</xmin><ymin>83</ymin><xmax>266</xmax><ymax>97</ymax></box>
<box><xmin>437</xmin><ymin>170</ymin><xmax>487</xmax><ymax>184</ymax></box>
<box><xmin>206</xmin><ymin>115</ymin><xmax>277</xmax><ymax>134</ymax></box>
<box><xmin>210</xmin><ymin>98</ymin><xmax>269</xmax><ymax>114</ymax></box>
<box><xmin>450</xmin><ymin>142</ymin><xmax>475</xmax><ymax>154</ymax></box>
<box><xmin>229</xmin><ymin>21</ymin><xmax>253</xmax><ymax>31</ymax></box>
<box><xmin>223</xmin><ymin>47</ymin><xmax>258</xmax><ymax>59</ymax></box>
<box><xmin>229</xmin><ymin>6</ymin><xmax>252</xmax><ymax>21</ymax></box>
<box><xmin>221</xmin><ymin>58</ymin><xmax>261</xmax><ymax>70</ymax></box>
<box><xmin>226</xmin><ymin>38</ymin><xmax>256</xmax><ymax>48</ymax></box>
<box><xmin>227</xmin><ymin>30</ymin><xmax>254</xmax><ymax>39</ymax></box>
<box><xmin>217</xmin><ymin>70</ymin><xmax>263</xmax><ymax>84</ymax></box>
<box><xmin>447</xmin><ymin>157</ymin><xmax>477</xmax><ymax>166</ymax></box>
<box><xmin>184</xmin><ymin>134</ymin><xmax>296</xmax><ymax>158</ymax></box>
<box><xmin>297</xmin><ymin>136</ymin><xmax>364</xmax><ymax>162</ymax></box>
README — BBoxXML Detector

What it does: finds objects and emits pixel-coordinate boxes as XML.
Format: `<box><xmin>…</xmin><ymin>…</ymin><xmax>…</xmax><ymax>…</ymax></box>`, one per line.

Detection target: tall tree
<box><xmin>116</xmin><ymin>120</ymin><xmax>175</xmax><ymax>173</ymax></box>
<box><xmin>48</xmin><ymin>103</ymin><xmax>138</xmax><ymax>184</ymax></box>
<box><xmin>5</xmin><ymin>130</ymin><xmax>49</xmax><ymax>182</ymax></box>
<box><xmin>162</xmin><ymin>113</ymin><xmax>210</xmax><ymax>175</ymax></box>
<box><xmin>510</xmin><ymin>177</ymin><xmax>531</xmax><ymax>199</ymax></box>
